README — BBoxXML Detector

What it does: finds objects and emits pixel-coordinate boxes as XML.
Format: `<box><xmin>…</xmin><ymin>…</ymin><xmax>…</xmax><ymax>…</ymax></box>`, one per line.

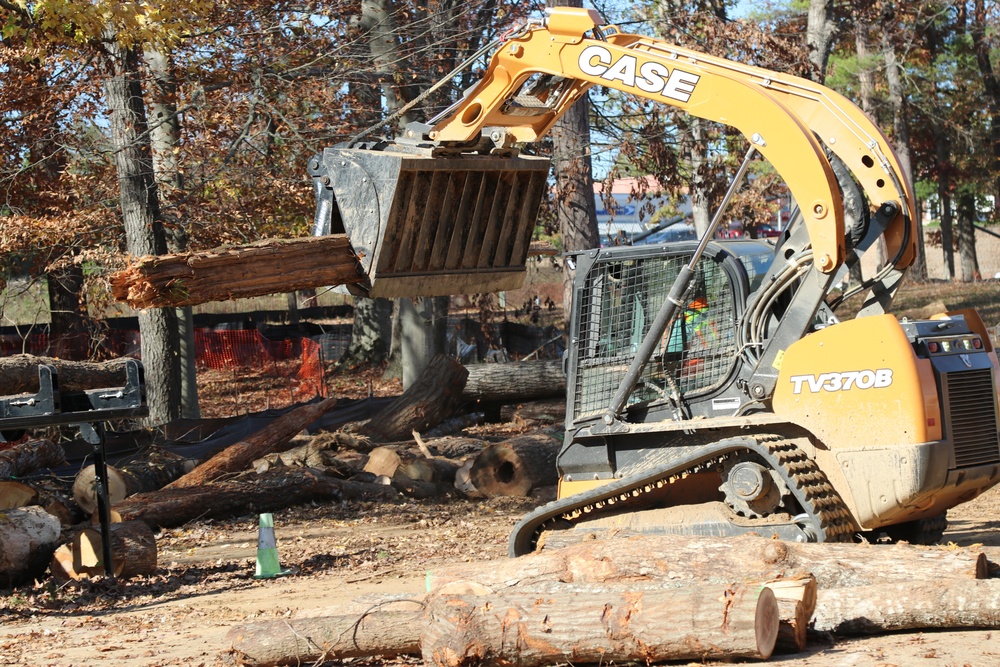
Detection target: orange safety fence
<box><xmin>0</xmin><ymin>329</ymin><xmax>328</xmax><ymax>402</ymax></box>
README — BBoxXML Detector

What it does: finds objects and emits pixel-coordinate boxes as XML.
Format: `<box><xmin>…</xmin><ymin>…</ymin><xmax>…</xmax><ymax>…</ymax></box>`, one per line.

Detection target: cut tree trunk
<box><xmin>73</xmin><ymin>449</ymin><xmax>192</xmax><ymax>515</ymax></box>
<box><xmin>360</xmin><ymin>446</ymin><xmax>460</xmax><ymax>486</ymax></box>
<box><xmin>167</xmin><ymin>397</ymin><xmax>342</xmax><ymax>489</ymax></box>
<box><xmin>109</xmin><ymin>235</ymin><xmax>365</xmax><ymax>309</ymax></box>
<box><xmin>0</xmin><ymin>355</ymin><xmax>131</xmax><ymax>396</ymax></box>
<box><xmin>363</xmin><ymin>446</ymin><xmax>403</xmax><ymax>478</ymax></box>
<box><xmin>0</xmin><ymin>438</ymin><xmax>66</xmax><ymax>478</ymax></box>
<box><xmin>116</xmin><ymin>467</ymin><xmax>399</xmax><ymax>528</ymax></box>
<box><xmin>0</xmin><ymin>480</ymin><xmax>39</xmax><ymax>509</ymax></box>
<box><xmin>427</xmin><ymin>534</ymin><xmax>988</xmax><ymax>592</ymax></box>
<box><xmin>422</xmin><ymin>585</ymin><xmax>779</xmax><ymax>666</ymax></box>
<box><xmin>469</xmin><ymin>433</ymin><xmax>561</xmax><ymax>497</ymax></box>
<box><xmin>50</xmin><ymin>520</ymin><xmax>157</xmax><ymax>581</ymax></box>
<box><xmin>1</xmin><ymin>476</ymin><xmax>80</xmax><ymax>526</ymax></box>
<box><xmin>461</xmin><ymin>360</ymin><xmax>565</xmax><ymax>402</ymax></box>
<box><xmin>813</xmin><ymin>579</ymin><xmax>1000</xmax><ymax>634</ymax></box>
<box><xmin>358</xmin><ymin>355</ymin><xmax>469</xmax><ymax>442</ymax></box>
<box><xmin>0</xmin><ymin>506</ymin><xmax>62</xmax><ymax>587</ymax></box>
<box><xmin>225</xmin><ymin>600</ymin><xmax>424</xmax><ymax>666</ymax></box>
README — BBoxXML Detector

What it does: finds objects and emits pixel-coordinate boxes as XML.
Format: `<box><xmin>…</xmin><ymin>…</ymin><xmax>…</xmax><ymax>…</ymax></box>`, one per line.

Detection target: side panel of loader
<box><xmin>310</xmin><ymin>148</ymin><xmax>550</xmax><ymax>298</ymax></box>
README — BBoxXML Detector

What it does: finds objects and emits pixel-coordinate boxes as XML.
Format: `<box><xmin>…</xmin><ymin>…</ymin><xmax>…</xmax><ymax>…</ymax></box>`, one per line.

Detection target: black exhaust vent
<box><xmin>946</xmin><ymin>368</ymin><xmax>1000</xmax><ymax>468</ymax></box>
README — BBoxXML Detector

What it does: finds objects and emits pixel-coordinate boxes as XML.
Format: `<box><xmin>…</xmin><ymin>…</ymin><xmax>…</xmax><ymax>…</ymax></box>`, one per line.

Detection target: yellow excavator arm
<box><xmin>426</xmin><ymin>7</ymin><xmax>916</xmax><ymax>275</ymax></box>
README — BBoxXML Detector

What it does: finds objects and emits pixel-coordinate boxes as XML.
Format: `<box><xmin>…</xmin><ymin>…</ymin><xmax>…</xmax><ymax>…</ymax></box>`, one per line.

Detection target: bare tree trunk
<box><xmin>342</xmin><ymin>296</ymin><xmax>393</xmax><ymax>365</ymax></box>
<box><xmin>400</xmin><ymin>297</ymin><xmax>448</xmax><ymax>390</ymax></box>
<box><xmin>881</xmin><ymin>20</ymin><xmax>925</xmax><ymax>280</ymax></box>
<box><xmin>47</xmin><ymin>264</ymin><xmax>87</xmax><ymax>357</ymax></box>
<box><xmin>143</xmin><ymin>47</ymin><xmax>200</xmax><ymax>419</ymax></box>
<box><xmin>970</xmin><ymin>0</ymin><xmax>1000</xmax><ymax>214</ymax></box>
<box><xmin>548</xmin><ymin>0</ymin><xmax>599</xmax><ymax>329</ymax></box>
<box><xmin>938</xmin><ymin>190</ymin><xmax>956</xmax><ymax>280</ymax></box>
<box><xmin>806</xmin><ymin>0</ymin><xmax>836</xmax><ymax>79</ymax></box>
<box><xmin>957</xmin><ymin>192</ymin><xmax>980</xmax><ymax>281</ymax></box>
<box><xmin>854</xmin><ymin>17</ymin><xmax>876</xmax><ymax>116</ymax></box>
<box><xmin>101</xmin><ymin>39</ymin><xmax>180</xmax><ymax>425</ymax></box>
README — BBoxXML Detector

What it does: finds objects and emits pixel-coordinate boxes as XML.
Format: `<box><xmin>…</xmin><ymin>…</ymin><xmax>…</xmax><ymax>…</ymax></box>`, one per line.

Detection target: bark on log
<box><xmin>225</xmin><ymin>601</ymin><xmax>424</xmax><ymax>666</ymax></box>
<box><xmin>109</xmin><ymin>235</ymin><xmax>365</xmax><ymax>309</ymax></box>
<box><xmin>116</xmin><ymin>467</ymin><xmax>399</xmax><ymax>528</ymax></box>
<box><xmin>73</xmin><ymin>449</ymin><xmax>192</xmax><ymax>514</ymax></box>
<box><xmin>358</xmin><ymin>355</ymin><xmax>469</xmax><ymax>442</ymax></box>
<box><xmin>469</xmin><ymin>433</ymin><xmax>560</xmax><ymax>497</ymax></box>
<box><xmin>421</xmin><ymin>585</ymin><xmax>779</xmax><ymax>666</ymax></box>
<box><xmin>167</xmin><ymin>397</ymin><xmax>342</xmax><ymax>489</ymax></box>
<box><xmin>76</xmin><ymin>520</ymin><xmax>157</xmax><ymax>579</ymax></box>
<box><xmin>461</xmin><ymin>360</ymin><xmax>565</xmax><ymax>402</ymax></box>
<box><xmin>0</xmin><ymin>355</ymin><xmax>129</xmax><ymax>395</ymax></box>
<box><xmin>813</xmin><ymin>579</ymin><xmax>1000</xmax><ymax>634</ymax></box>
<box><xmin>0</xmin><ymin>506</ymin><xmax>61</xmax><ymax>587</ymax></box>
<box><xmin>50</xmin><ymin>520</ymin><xmax>157</xmax><ymax>581</ymax></box>
<box><xmin>427</xmin><ymin>534</ymin><xmax>988</xmax><ymax>592</ymax></box>
<box><xmin>253</xmin><ymin>433</ymin><xmax>352</xmax><ymax>473</ymax></box>
<box><xmin>0</xmin><ymin>438</ymin><xmax>66</xmax><ymax>478</ymax></box>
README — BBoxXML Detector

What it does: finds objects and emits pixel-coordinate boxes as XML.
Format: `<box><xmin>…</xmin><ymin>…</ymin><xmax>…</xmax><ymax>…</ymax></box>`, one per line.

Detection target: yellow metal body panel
<box><xmin>772</xmin><ymin>314</ymin><xmax>936</xmax><ymax>449</ymax></box>
<box><xmin>430</xmin><ymin>7</ymin><xmax>917</xmax><ymax>274</ymax></box>
<box><xmin>558</xmin><ymin>477</ymin><xmax>612</xmax><ymax>500</ymax></box>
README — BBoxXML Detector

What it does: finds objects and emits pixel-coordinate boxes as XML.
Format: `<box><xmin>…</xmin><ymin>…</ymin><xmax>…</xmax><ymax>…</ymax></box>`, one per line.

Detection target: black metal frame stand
<box><xmin>0</xmin><ymin>359</ymin><xmax>148</xmax><ymax>581</ymax></box>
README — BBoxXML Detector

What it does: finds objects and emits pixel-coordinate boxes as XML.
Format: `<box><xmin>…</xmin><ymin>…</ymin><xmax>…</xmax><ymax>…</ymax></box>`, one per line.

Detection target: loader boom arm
<box><xmin>426</xmin><ymin>7</ymin><xmax>916</xmax><ymax>276</ymax></box>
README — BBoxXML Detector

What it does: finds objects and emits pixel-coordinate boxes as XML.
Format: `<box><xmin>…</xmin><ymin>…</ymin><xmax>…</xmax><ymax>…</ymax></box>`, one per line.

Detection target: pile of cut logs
<box><xmin>223</xmin><ymin>533</ymin><xmax>998</xmax><ymax>666</ymax></box>
<box><xmin>4</xmin><ymin>352</ymin><xmax>1000</xmax><ymax>667</ymax></box>
<box><xmin>0</xmin><ymin>353</ymin><xmax>564</xmax><ymax>585</ymax></box>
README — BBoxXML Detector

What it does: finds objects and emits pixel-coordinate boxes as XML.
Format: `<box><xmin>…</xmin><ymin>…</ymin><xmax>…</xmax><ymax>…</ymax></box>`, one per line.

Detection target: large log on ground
<box><xmin>427</xmin><ymin>534</ymin><xmax>988</xmax><ymax>592</ymax></box>
<box><xmin>813</xmin><ymin>579</ymin><xmax>1000</xmax><ymax>634</ymax></box>
<box><xmin>167</xmin><ymin>397</ymin><xmax>341</xmax><ymax>489</ymax></box>
<box><xmin>461</xmin><ymin>359</ymin><xmax>565</xmax><ymax>402</ymax></box>
<box><xmin>0</xmin><ymin>506</ymin><xmax>61</xmax><ymax>587</ymax></box>
<box><xmin>468</xmin><ymin>433</ymin><xmax>560</xmax><ymax>496</ymax></box>
<box><xmin>421</xmin><ymin>585</ymin><xmax>779</xmax><ymax>666</ymax></box>
<box><xmin>109</xmin><ymin>235</ymin><xmax>365</xmax><ymax>309</ymax></box>
<box><xmin>0</xmin><ymin>438</ymin><xmax>66</xmax><ymax>478</ymax></box>
<box><xmin>117</xmin><ymin>467</ymin><xmax>398</xmax><ymax>528</ymax></box>
<box><xmin>73</xmin><ymin>449</ymin><xmax>192</xmax><ymax>514</ymax></box>
<box><xmin>358</xmin><ymin>355</ymin><xmax>468</xmax><ymax>442</ymax></box>
<box><xmin>225</xmin><ymin>600</ymin><xmax>424</xmax><ymax>666</ymax></box>
<box><xmin>0</xmin><ymin>355</ymin><xmax>129</xmax><ymax>395</ymax></box>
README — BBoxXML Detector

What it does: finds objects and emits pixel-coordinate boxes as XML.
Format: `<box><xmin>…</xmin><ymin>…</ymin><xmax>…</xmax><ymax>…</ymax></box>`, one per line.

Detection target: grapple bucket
<box><xmin>310</xmin><ymin>147</ymin><xmax>550</xmax><ymax>298</ymax></box>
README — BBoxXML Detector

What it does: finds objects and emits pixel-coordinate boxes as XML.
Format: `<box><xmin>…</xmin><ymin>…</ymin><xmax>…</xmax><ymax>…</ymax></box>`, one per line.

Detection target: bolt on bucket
<box><xmin>310</xmin><ymin>147</ymin><xmax>549</xmax><ymax>298</ymax></box>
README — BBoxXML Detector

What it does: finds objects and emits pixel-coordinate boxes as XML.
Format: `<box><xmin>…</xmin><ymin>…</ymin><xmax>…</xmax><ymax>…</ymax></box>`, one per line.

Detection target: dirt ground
<box><xmin>1</xmin><ymin>475</ymin><xmax>1000</xmax><ymax>667</ymax></box>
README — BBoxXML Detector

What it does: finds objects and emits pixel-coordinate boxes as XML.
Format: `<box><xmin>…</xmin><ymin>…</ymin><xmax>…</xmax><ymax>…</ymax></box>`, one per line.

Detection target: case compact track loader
<box><xmin>310</xmin><ymin>7</ymin><xmax>1000</xmax><ymax>551</ymax></box>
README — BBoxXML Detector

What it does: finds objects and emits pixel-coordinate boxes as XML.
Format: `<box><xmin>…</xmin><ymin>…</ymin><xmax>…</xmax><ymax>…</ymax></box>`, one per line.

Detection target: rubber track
<box><xmin>510</xmin><ymin>434</ymin><xmax>854</xmax><ymax>555</ymax></box>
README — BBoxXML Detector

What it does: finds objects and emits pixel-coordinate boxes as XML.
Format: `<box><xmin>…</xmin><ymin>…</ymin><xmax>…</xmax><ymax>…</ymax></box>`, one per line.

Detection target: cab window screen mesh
<box><xmin>573</xmin><ymin>252</ymin><xmax>737</xmax><ymax>420</ymax></box>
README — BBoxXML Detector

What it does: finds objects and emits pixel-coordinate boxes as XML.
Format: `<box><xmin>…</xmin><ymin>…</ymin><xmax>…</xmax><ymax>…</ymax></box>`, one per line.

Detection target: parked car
<box><xmin>755</xmin><ymin>224</ymin><xmax>782</xmax><ymax>238</ymax></box>
<box><xmin>635</xmin><ymin>224</ymin><xmax>698</xmax><ymax>245</ymax></box>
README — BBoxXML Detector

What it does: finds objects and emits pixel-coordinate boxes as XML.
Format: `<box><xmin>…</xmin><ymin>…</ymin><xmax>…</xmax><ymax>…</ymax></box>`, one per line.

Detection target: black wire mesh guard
<box><xmin>571</xmin><ymin>249</ymin><xmax>740</xmax><ymax>421</ymax></box>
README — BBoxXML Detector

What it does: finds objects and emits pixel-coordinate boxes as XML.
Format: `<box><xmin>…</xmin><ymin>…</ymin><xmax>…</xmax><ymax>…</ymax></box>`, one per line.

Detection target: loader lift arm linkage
<box><xmin>423</xmin><ymin>6</ymin><xmax>916</xmax><ymax>276</ymax></box>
